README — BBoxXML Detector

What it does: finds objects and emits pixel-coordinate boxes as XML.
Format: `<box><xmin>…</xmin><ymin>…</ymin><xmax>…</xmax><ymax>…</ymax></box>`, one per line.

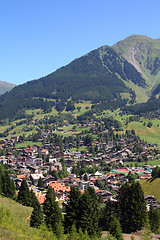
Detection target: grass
<box><xmin>112</xmin><ymin>112</ymin><xmax>160</xmax><ymax>147</ymax></box>
<box><xmin>124</xmin><ymin>159</ymin><xmax>160</xmax><ymax>167</ymax></box>
<box><xmin>127</xmin><ymin>121</ymin><xmax>160</xmax><ymax>146</ymax></box>
<box><xmin>16</xmin><ymin>141</ymin><xmax>42</xmax><ymax>148</ymax></box>
<box><xmin>140</xmin><ymin>178</ymin><xmax>160</xmax><ymax>201</ymax></box>
<box><xmin>0</xmin><ymin>196</ymin><xmax>56</xmax><ymax>240</ymax></box>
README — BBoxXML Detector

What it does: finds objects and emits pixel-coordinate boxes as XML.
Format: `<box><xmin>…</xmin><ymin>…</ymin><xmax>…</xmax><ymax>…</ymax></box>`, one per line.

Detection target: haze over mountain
<box><xmin>0</xmin><ymin>35</ymin><xmax>160</xmax><ymax>121</ymax></box>
<box><xmin>0</xmin><ymin>81</ymin><xmax>15</xmax><ymax>95</ymax></box>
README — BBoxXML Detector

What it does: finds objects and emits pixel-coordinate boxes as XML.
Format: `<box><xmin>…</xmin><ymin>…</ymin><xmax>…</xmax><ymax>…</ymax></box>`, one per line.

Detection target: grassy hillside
<box><xmin>113</xmin><ymin>35</ymin><xmax>160</xmax><ymax>98</ymax></box>
<box><xmin>140</xmin><ymin>178</ymin><xmax>160</xmax><ymax>201</ymax></box>
<box><xmin>0</xmin><ymin>81</ymin><xmax>15</xmax><ymax>95</ymax></box>
<box><xmin>0</xmin><ymin>196</ymin><xmax>56</xmax><ymax>240</ymax></box>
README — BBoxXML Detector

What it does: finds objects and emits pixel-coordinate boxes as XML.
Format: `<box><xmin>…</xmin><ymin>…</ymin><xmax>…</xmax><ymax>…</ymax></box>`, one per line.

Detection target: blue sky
<box><xmin>0</xmin><ymin>0</ymin><xmax>160</xmax><ymax>85</ymax></box>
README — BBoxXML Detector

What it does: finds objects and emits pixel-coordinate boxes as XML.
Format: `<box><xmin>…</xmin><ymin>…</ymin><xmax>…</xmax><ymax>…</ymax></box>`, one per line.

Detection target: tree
<box><xmin>30</xmin><ymin>197</ymin><xmax>43</xmax><ymax>228</ymax></box>
<box><xmin>109</xmin><ymin>216</ymin><xmax>123</xmax><ymax>240</ymax></box>
<box><xmin>79</xmin><ymin>186</ymin><xmax>101</xmax><ymax>237</ymax></box>
<box><xmin>147</xmin><ymin>122</ymin><xmax>152</xmax><ymax>128</ymax></box>
<box><xmin>2</xmin><ymin>170</ymin><xmax>15</xmax><ymax>199</ymax></box>
<box><xmin>100</xmin><ymin>199</ymin><xmax>116</xmax><ymax>231</ymax></box>
<box><xmin>37</xmin><ymin>177</ymin><xmax>44</xmax><ymax>189</ymax></box>
<box><xmin>17</xmin><ymin>179</ymin><xmax>31</xmax><ymax>206</ymax></box>
<box><xmin>117</xmin><ymin>182</ymin><xmax>147</xmax><ymax>233</ymax></box>
<box><xmin>43</xmin><ymin>186</ymin><xmax>63</xmax><ymax>235</ymax></box>
<box><xmin>83</xmin><ymin>173</ymin><xmax>88</xmax><ymax>181</ymax></box>
<box><xmin>64</xmin><ymin>186</ymin><xmax>82</xmax><ymax>233</ymax></box>
<box><xmin>148</xmin><ymin>204</ymin><xmax>160</xmax><ymax>233</ymax></box>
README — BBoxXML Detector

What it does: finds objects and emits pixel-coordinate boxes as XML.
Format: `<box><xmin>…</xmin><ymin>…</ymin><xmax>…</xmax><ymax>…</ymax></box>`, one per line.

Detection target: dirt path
<box><xmin>25</xmin><ymin>215</ymin><xmax>30</xmax><ymax>225</ymax></box>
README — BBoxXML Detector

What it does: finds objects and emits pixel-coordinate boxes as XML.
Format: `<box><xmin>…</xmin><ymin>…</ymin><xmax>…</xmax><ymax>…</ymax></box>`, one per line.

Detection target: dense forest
<box><xmin>0</xmin><ymin>45</ymin><xmax>146</xmax><ymax>121</ymax></box>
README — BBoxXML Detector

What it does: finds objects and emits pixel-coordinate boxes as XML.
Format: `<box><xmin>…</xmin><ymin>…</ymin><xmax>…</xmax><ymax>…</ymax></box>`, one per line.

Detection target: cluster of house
<box><xmin>0</xmin><ymin>129</ymin><xmax>160</xmax><ymax>209</ymax></box>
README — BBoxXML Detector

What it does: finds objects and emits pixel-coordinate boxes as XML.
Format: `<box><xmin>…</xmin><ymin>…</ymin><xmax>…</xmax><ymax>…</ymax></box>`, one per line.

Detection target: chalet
<box><xmin>41</xmin><ymin>149</ymin><xmax>49</xmax><ymax>155</ymax></box>
<box><xmin>54</xmin><ymin>162</ymin><xmax>62</xmax><ymax>171</ymax></box>
<box><xmin>11</xmin><ymin>136</ymin><xmax>19</xmax><ymax>142</ymax></box>
<box><xmin>144</xmin><ymin>195</ymin><xmax>157</xmax><ymax>207</ymax></box>
<box><xmin>30</xmin><ymin>173</ymin><xmax>44</xmax><ymax>185</ymax></box>
<box><xmin>42</xmin><ymin>175</ymin><xmax>56</xmax><ymax>187</ymax></box>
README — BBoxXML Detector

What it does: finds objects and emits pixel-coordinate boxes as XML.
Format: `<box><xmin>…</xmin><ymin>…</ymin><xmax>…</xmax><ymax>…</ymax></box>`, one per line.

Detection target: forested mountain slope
<box><xmin>0</xmin><ymin>45</ymin><xmax>146</xmax><ymax>121</ymax></box>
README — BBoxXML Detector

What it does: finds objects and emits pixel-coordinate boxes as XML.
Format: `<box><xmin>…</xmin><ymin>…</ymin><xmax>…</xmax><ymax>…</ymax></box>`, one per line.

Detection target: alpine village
<box><xmin>1</xmin><ymin>35</ymin><xmax>160</xmax><ymax>240</ymax></box>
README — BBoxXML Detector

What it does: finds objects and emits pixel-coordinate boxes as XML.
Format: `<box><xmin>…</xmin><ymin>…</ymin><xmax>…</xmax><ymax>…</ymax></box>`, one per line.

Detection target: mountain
<box><xmin>0</xmin><ymin>81</ymin><xmax>15</xmax><ymax>95</ymax></box>
<box><xmin>113</xmin><ymin>35</ymin><xmax>160</xmax><ymax>100</ymax></box>
<box><xmin>0</xmin><ymin>45</ymin><xmax>146</xmax><ymax>121</ymax></box>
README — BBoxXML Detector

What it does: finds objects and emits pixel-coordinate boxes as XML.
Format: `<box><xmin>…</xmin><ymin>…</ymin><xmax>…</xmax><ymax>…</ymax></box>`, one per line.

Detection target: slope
<box><xmin>0</xmin><ymin>45</ymin><xmax>146</xmax><ymax>121</ymax></box>
<box><xmin>0</xmin><ymin>80</ymin><xmax>15</xmax><ymax>95</ymax></box>
<box><xmin>113</xmin><ymin>35</ymin><xmax>160</xmax><ymax>100</ymax></box>
<box><xmin>0</xmin><ymin>196</ymin><xmax>55</xmax><ymax>239</ymax></box>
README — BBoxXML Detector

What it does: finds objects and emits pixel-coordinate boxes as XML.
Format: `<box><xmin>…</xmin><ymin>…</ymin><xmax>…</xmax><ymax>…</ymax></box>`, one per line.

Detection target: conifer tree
<box><xmin>79</xmin><ymin>186</ymin><xmax>101</xmax><ymax>237</ymax></box>
<box><xmin>100</xmin><ymin>198</ymin><xmax>116</xmax><ymax>230</ymax></box>
<box><xmin>117</xmin><ymin>181</ymin><xmax>147</xmax><ymax>233</ymax></box>
<box><xmin>30</xmin><ymin>197</ymin><xmax>43</xmax><ymax>228</ymax></box>
<box><xmin>37</xmin><ymin>177</ymin><xmax>43</xmax><ymax>188</ymax></box>
<box><xmin>2</xmin><ymin>171</ymin><xmax>15</xmax><ymax>199</ymax></box>
<box><xmin>148</xmin><ymin>204</ymin><xmax>160</xmax><ymax>233</ymax></box>
<box><xmin>30</xmin><ymin>189</ymin><xmax>38</xmax><ymax>208</ymax></box>
<box><xmin>109</xmin><ymin>216</ymin><xmax>123</xmax><ymax>240</ymax></box>
<box><xmin>0</xmin><ymin>164</ymin><xmax>4</xmax><ymax>195</ymax></box>
<box><xmin>17</xmin><ymin>179</ymin><xmax>31</xmax><ymax>206</ymax></box>
<box><xmin>43</xmin><ymin>186</ymin><xmax>63</xmax><ymax>235</ymax></box>
<box><xmin>64</xmin><ymin>186</ymin><xmax>82</xmax><ymax>232</ymax></box>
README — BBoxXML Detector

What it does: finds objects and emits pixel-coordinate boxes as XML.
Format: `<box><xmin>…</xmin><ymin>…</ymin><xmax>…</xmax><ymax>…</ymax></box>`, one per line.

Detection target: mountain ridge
<box><xmin>0</xmin><ymin>80</ymin><xmax>15</xmax><ymax>95</ymax></box>
<box><xmin>0</xmin><ymin>34</ymin><xmax>160</xmax><ymax>121</ymax></box>
<box><xmin>113</xmin><ymin>34</ymin><xmax>160</xmax><ymax>98</ymax></box>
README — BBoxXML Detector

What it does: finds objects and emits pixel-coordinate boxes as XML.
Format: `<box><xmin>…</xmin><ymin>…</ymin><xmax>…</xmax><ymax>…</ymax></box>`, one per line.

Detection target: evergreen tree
<box><xmin>100</xmin><ymin>198</ymin><xmax>116</xmax><ymax>230</ymax></box>
<box><xmin>30</xmin><ymin>189</ymin><xmax>40</xmax><ymax>208</ymax></box>
<box><xmin>30</xmin><ymin>197</ymin><xmax>43</xmax><ymax>228</ymax></box>
<box><xmin>2</xmin><ymin>171</ymin><xmax>15</xmax><ymax>199</ymax></box>
<box><xmin>64</xmin><ymin>186</ymin><xmax>82</xmax><ymax>232</ymax></box>
<box><xmin>148</xmin><ymin>204</ymin><xmax>160</xmax><ymax>233</ymax></box>
<box><xmin>17</xmin><ymin>179</ymin><xmax>31</xmax><ymax>206</ymax></box>
<box><xmin>79</xmin><ymin>186</ymin><xmax>101</xmax><ymax>237</ymax></box>
<box><xmin>0</xmin><ymin>164</ymin><xmax>4</xmax><ymax>195</ymax></box>
<box><xmin>37</xmin><ymin>177</ymin><xmax>44</xmax><ymax>188</ymax></box>
<box><xmin>66</xmin><ymin>224</ymin><xmax>79</xmax><ymax>240</ymax></box>
<box><xmin>117</xmin><ymin>182</ymin><xmax>147</xmax><ymax>233</ymax></box>
<box><xmin>43</xmin><ymin>186</ymin><xmax>63</xmax><ymax>235</ymax></box>
<box><xmin>109</xmin><ymin>216</ymin><xmax>123</xmax><ymax>240</ymax></box>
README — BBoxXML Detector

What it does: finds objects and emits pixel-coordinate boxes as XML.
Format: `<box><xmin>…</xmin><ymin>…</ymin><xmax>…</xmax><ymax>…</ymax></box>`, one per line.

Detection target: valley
<box><xmin>0</xmin><ymin>34</ymin><xmax>160</xmax><ymax>239</ymax></box>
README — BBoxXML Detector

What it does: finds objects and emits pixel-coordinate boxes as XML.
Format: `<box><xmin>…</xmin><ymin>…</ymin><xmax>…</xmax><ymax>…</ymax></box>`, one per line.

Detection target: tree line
<box><xmin>1</xmin><ymin>167</ymin><xmax>160</xmax><ymax>239</ymax></box>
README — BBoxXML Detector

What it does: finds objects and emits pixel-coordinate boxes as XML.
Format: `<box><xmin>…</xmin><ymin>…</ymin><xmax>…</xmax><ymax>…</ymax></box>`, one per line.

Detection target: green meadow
<box><xmin>140</xmin><ymin>178</ymin><xmax>160</xmax><ymax>201</ymax></box>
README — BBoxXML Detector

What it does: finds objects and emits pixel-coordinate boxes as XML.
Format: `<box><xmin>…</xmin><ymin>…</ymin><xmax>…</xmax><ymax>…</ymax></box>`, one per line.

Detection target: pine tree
<box><xmin>66</xmin><ymin>224</ymin><xmax>79</xmax><ymax>240</ymax></box>
<box><xmin>30</xmin><ymin>189</ymin><xmax>38</xmax><ymax>208</ymax></box>
<box><xmin>0</xmin><ymin>164</ymin><xmax>4</xmax><ymax>195</ymax></box>
<box><xmin>148</xmin><ymin>204</ymin><xmax>160</xmax><ymax>233</ymax></box>
<box><xmin>43</xmin><ymin>186</ymin><xmax>63</xmax><ymax>235</ymax></box>
<box><xmin>64</xmin><ymin>186</ymin><xmax>82</xmax><ymax>232</ymax></box>
<box><xmin>109</xmin><ymin>216</ymin><xmax>123</xmax><ymax>240</ymax></box>
<box><xmin>117</xmin><ymin>182</ymin><xmax>147</xmax><ymax>233</ymax></box>
<box><xmin>17</xmin><ymin>179</ymin><xmax>31</xmax><ymax>206</ymax></box>
<box><xmin>79</xmin><ymin>186</ymin><xmax>101</xmax><ymax>237</ymax></box>
<box><xmin>30</xmin><ymin>197</ymin><xmax>43</xmax><ymax>228</ymax></box>
<box><xmin>2</xmin><ymin>171</ymin><xmax>15</xmax><ymax>199</ymax></box>
<box><xmin>37</xmin><ymin>177</ymin><xmax>43</xmax><ymax>188</ymax></box>
<box><xmin>100</xmin><ymin>198</ymin><xmax>116</xmax><ymax>230</ymax></box>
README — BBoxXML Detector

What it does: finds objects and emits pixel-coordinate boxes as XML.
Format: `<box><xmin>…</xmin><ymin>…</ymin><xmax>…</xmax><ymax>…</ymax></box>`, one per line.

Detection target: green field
<box><xmin>140</xmin><ymin>178</ymin><xmax>160</xmax><ymax>201</ymax></box>
<box><xmin>128</xmin><ymin>121</ymin><xmax>160</xmax><ymax>146</ymax></box>
<box><xmin>0</xmin><ymin>196</ymin><xmax>56</xmax><ymax>240</ymax></box>
<box><xmin>113</xmin><ymin>113</ymin><xmax>160</xmax><ymax>147</ymax></box>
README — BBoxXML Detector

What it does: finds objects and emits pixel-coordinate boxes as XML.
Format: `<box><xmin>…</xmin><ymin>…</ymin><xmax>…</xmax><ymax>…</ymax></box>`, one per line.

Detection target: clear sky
<box><xmin>0</xmin><ymin>0</ymin><xmax>160</xmax><ymax>85</ymax></box>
